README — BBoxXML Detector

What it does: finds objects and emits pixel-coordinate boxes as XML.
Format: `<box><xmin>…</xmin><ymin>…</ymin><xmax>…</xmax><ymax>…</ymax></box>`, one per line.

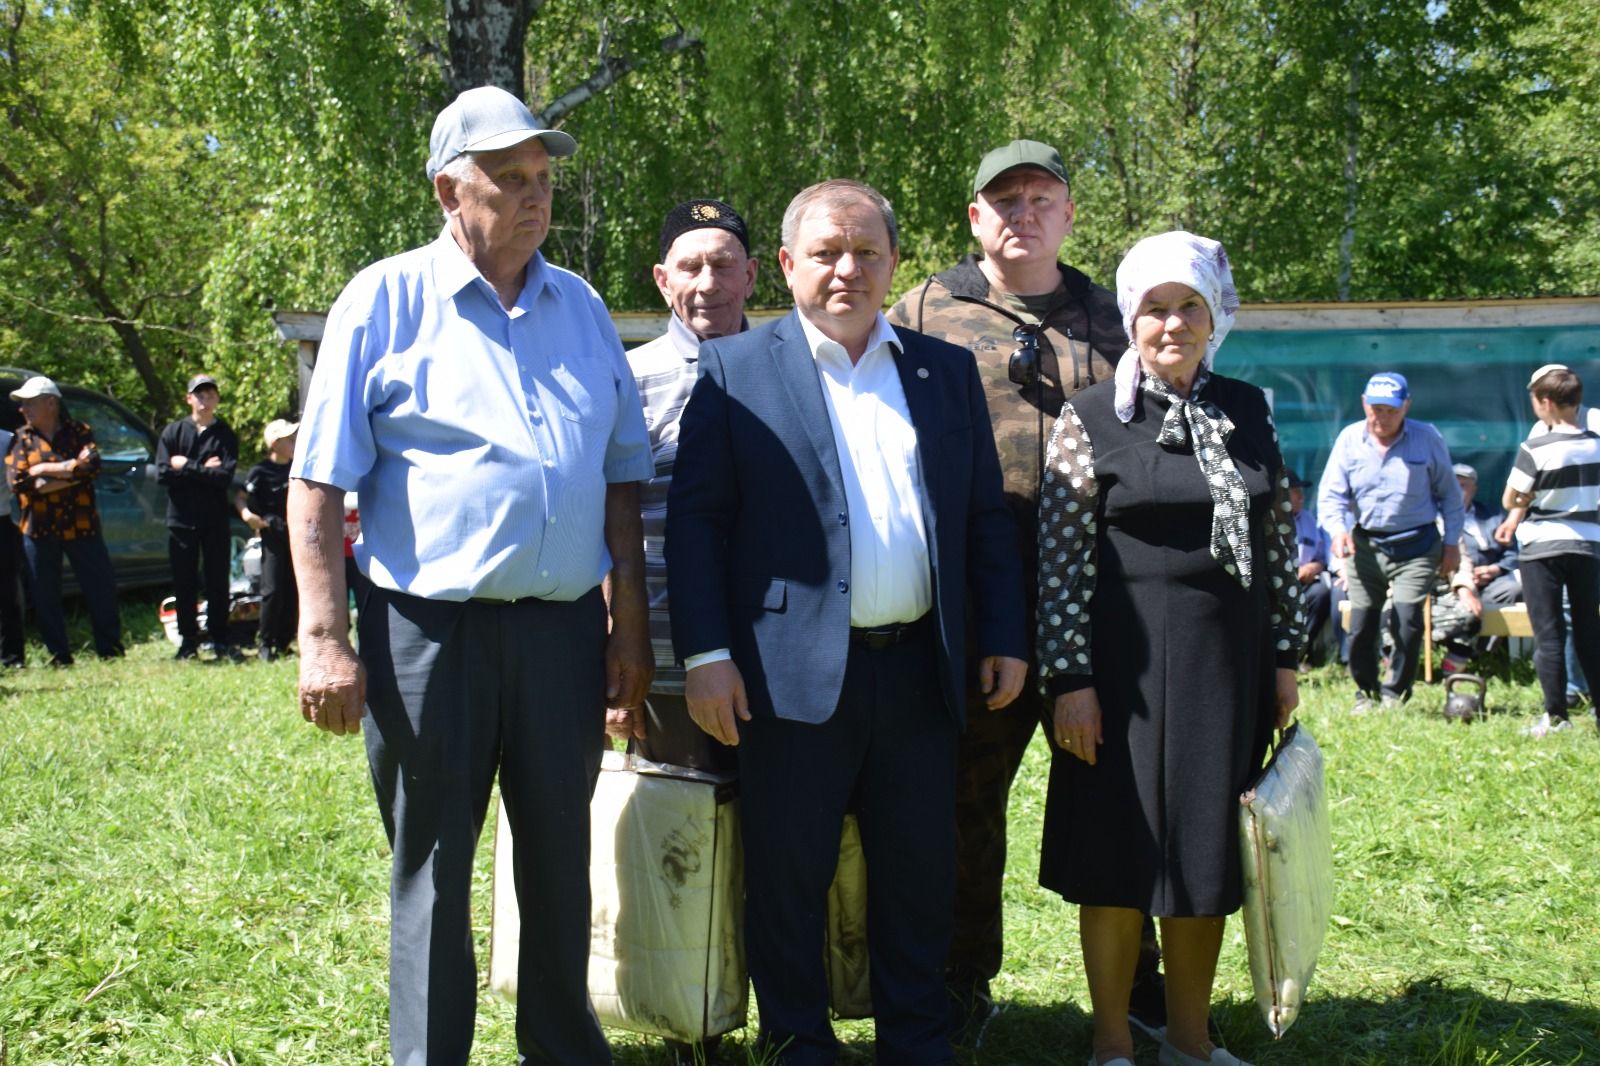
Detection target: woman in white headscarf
<box><xmin>1036</xmin><ymin>232</ymin><xmax>1305</xmax><ymax>1066</ymax></box>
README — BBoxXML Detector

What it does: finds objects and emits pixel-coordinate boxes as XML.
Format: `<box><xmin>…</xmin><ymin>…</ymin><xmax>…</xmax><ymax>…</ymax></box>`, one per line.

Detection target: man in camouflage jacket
<box><xmin>887</xmin><ymin>139</ymin><xmax>1166</xmax><ymax>1045</ymax></box>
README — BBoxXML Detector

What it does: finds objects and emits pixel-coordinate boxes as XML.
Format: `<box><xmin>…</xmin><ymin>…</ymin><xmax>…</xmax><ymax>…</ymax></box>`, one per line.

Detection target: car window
<box><xmin>70</xmin><ymin>395</ymin><xmax>153</xmax><ymax>463</ymax></box>
<box><xmin>0</xmin><ymin>395</ymin><xmax>20</xmax><ymax>434</ymax></box>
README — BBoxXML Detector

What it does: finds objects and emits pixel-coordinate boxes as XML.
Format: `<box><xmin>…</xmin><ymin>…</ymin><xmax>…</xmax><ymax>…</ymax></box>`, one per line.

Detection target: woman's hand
<box><xmin>1274</xmin><ymin>667</ymin><xmax>1299</xmax><ymax>730</ymax></box>
<box><xmin>1052</xmin><ymin>688</ymin><xmax>1103</xmax><ymax>766</ymax></box>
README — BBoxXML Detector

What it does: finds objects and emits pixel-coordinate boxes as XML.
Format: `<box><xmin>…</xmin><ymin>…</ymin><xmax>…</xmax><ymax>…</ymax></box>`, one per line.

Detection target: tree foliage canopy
<box><xmin>1</xmin><ymin>0</ymin><xmax>1594</xmax><ymax>450</ymax></box>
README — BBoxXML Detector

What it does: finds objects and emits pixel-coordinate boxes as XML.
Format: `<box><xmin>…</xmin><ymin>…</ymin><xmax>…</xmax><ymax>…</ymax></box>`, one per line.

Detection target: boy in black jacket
<box><xmin>157</xmin><ymin>374</ymin><xmax>240</xmax><ymax>661</ymax></box>
<box><xmin>238</xmin><ymin>420</ymin><xmax>298</xmax><ymax>661</ymax></box>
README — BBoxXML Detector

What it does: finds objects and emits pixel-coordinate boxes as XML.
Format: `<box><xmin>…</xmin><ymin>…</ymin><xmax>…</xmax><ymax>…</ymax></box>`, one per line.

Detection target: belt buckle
<box><xmin>853</xmin><ymin>622</ymin><xmax>904</xmax><ymax>650</ymax></box>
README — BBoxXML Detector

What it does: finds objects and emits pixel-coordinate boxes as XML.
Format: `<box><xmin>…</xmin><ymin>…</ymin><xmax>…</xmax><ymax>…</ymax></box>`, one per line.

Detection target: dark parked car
<box><xmin>1</xmin><ymin>367</ymin><xmax>245</xmax><ymax>595</ymax></box>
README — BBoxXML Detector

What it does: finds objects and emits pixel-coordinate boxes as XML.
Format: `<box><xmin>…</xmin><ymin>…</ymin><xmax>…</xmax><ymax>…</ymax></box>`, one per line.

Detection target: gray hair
<box><xmin>436</xmin><ymin>153</ymin><xmax>481</xmax><ymax>221</ymax></box>
<box><xmin>780</xmin><ymin>179</ymin><xmax>899</xmax><ymax>253</ymax></box>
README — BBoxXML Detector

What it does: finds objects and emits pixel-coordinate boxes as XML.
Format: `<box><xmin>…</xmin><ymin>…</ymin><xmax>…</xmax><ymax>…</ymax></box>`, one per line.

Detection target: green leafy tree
<box><xmin>4</xmin><ymin>0</ymin><xmax>1597</xmax><ymax>449</ymax></box>
<box><xmin>0</xmin><ymin>0</ymin><xmax>230</xmax><ymax>420</ymax></box>
<box><xmin>1518</xmin><ymin>0</ymin><xmax>1600</xmax><ymax>290</ymax></box>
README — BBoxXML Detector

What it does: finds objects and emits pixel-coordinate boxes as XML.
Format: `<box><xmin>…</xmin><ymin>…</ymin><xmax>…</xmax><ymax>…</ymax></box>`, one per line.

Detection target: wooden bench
<box><xmin>1337</xmin><ymin>601</ymin><xmax>1532</xmax><ymax>682</ymax></box>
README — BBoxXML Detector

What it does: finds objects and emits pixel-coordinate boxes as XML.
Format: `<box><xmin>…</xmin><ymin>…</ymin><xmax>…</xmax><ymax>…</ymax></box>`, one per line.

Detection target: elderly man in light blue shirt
<box><xmin>1318</xmin><ymin>371</ymin><xmax>1464</xmax><ymax>710</ymax></box>
<box><xmin>289</xmin><ymin>86</ymin><xmax>653</xmax><ymax>1065</ymax></box>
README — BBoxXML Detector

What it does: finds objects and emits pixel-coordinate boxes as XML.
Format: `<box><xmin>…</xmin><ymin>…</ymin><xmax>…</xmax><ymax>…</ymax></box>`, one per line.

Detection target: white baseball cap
<box><xmin>9</xmin><ymin>375</ymin><xmax>61</xmax><ymax>402</ymax></box>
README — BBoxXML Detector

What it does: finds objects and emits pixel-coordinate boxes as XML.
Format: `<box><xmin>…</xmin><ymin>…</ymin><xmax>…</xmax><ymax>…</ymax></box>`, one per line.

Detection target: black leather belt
<box><xmin>849</xmin><ymin>613</ymin><xmax>931</xmax><ymax>650</ymax></box>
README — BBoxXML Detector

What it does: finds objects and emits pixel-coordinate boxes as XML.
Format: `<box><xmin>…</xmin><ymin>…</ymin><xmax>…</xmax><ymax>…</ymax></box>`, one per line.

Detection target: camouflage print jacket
<box><xmin>887</xmin><ymin>254</ymin><xmax>1125</xmax><ymax>597</ymax></box>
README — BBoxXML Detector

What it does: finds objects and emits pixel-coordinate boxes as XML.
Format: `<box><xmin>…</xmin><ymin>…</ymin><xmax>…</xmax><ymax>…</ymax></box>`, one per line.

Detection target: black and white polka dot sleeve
<box><xmin>1037</xmin><ymin>402</ymin><xmax>1099</xmax><ymax>696</ymax></box>
<box><xmin>1263</xmin><ymin>414</ymin><xmax>1307</xmax><ymax>667</ymax></box>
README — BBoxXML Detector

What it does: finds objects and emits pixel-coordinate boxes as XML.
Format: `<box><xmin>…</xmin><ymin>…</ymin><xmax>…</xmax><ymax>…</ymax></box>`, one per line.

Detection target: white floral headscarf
<box><xmin>1112</xmin><ymin>230</ymin><xmax>1240</xmax><ymax>424</ymax></box>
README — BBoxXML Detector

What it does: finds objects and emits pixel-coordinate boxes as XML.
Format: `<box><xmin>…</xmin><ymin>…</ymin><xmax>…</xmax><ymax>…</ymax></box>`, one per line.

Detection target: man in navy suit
<box><xmin>666</xmin><ymin>179</ymin><xmax>1028</xmax><ymax>1064</ymax></box>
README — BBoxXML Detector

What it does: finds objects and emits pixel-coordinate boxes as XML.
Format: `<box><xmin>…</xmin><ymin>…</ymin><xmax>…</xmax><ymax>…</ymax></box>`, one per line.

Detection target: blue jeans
<box><xmin>21</xmin><ymin>533</ymin><xmax>122</xmax><ymax>661</ymax></box>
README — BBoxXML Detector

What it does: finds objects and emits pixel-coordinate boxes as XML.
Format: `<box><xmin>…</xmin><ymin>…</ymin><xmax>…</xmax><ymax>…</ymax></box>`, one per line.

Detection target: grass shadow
<box><xmin>1272</xmin><ymin>977</ymin><xmax>1600</xmax><ymax>1065</ymax></box>
<box><xmin>601</xmin><ymin>981</ymin><xmax>1600</xmax><ymax>1065</ymax></box>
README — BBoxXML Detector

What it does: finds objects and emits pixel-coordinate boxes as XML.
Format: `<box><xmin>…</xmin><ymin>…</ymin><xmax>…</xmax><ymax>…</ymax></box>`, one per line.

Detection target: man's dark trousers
<box><xmin>21</xmin><ymin>532</ymin><xmax>121</xmax><ymax>660</ymax></box>
<box><xmin>169</xmin><ymin>522</ymin><xmax>232</xmax><ymax>647</ymax></box>
<box><xmin>739</xmin><ymin>620</ymin><xmax>958</xmax><ymax>1066</ymax></box>
<box><xmin>949</xmin><ymin>686</ymin><xmax>1037</xmax><ymax>981</ymax></box>
<box><xmin>256</xmin><ymin>531</ymin><xmax>297</xmax><ymax>652</ymax></box>
<box><xmin>952</xmin><ymin>681</ymin><xmax>1162</xmax><ymax>1008</ymax></box>
<box><xmin>0</xmin><ymin>518</ymin><xmax>26</xmax><ymax>665</ymax></box>
<box><xmin>1300</xmin><ymin>578</ymin><xmax>1332</xmax><ymax>663</ymax></box>
<box><xmin>359</xmin><ymin>584</ymin><xmax>612</xmax><ymax>1066</ymax></box>
<box><xmin>1520</xmin><ymin>553</ymin><xmax>1600</xmax><ymax>721</ymax></box>
<box><xmin>1347</xmin><ymin>534</ymin><xmax>1439</xmax><ymax>698</ymax></box>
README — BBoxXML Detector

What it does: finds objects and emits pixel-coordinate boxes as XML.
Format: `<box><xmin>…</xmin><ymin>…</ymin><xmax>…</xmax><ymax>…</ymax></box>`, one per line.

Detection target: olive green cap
<box><xmin>972</xmin><ymin>139</ymin><xmax>1069</xmax><ymax>196</ymax></box>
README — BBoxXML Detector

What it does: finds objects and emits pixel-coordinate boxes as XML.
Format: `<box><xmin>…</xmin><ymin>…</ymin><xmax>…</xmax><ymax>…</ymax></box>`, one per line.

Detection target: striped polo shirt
<box><xmin>626</xmin><ymin>314</ymin><xmax>705</xmax><ymax>695</ymax></box>
<box><xmin>1507</xmin><ymin>426</ymin><xmax>1600</xmax><ymax>559</ymax></box>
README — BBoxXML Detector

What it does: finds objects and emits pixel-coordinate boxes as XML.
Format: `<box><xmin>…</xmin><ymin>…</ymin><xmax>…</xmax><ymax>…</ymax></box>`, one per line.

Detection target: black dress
<box><xmin>1036</xmin><ymin>371</ymin><xmax>1303</xmax><ymax>917</ymax></box>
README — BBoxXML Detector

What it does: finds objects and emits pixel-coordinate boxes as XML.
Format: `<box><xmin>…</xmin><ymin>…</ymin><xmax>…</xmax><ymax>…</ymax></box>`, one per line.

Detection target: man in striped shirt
<box><xmin>622</xmin><ymin>198</ymin><xmax>757</xmax><ymax>775</ymax></box>
<box><xmin>1502</xmin><ymin>364</ymin><xmax>1600</xmax><ymax>737</ymax></box>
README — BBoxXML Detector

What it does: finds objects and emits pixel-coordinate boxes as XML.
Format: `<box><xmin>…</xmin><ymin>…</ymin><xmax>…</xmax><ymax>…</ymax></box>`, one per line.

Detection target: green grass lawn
<box><xmin>2</xmin><ymin>596</ymin><xmax>1598</xmax><ymax>1064</ymax></box>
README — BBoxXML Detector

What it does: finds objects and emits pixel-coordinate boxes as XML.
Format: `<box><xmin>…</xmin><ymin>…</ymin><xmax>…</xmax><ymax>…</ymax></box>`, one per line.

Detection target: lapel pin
<box><xmin>916</xmin><ymin>367</ymin><xmax>929</xmax><ymax>379</ymax></box>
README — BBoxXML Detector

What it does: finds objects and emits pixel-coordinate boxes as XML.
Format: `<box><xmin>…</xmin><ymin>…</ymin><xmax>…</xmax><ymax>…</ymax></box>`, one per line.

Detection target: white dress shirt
<box><xmin>799</xmin><ymin>311</ymin><xmax>932</xmax><ymax>627</ymax></box>
<box><xmin>682</xmin><ymin>311</ymin><xmax>934</xmax><ymax>672</ymax></box>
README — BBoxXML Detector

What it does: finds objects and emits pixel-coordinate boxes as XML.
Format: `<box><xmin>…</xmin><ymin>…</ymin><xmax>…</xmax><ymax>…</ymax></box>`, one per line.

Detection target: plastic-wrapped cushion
<box><xmin>1238</xmin><ymin>723</ymin><xmax>1333</xmax><ymax>1038</ymax></box>
<box><xmin>489</xmin><ymin>751</ymin><xmax>747</xmax><ymax>1041</ymax></box>
<box><xmin>825</xmin><ymin>814</ymin><xmax>871</xmax><ymax>1019</ymax></box>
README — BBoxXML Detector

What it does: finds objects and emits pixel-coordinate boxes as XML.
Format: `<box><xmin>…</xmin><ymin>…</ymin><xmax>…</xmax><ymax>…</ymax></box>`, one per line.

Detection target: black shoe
<box><xmin>258</xmin><ymin>645</ymin><xmax>277</xmax><ymax>663</ymax></box>
<box><xmin>948</xmin><ymin>971</ymin><xmax>999</xmax><ymax>1049</ymax></box>
<box><xmin>174</xmin><ymin>640</ymin><xmax>200</xmax><ymax>661</ymax></box>
<box><xmin>48</xmin><ymin>654</ymin><xmax>74</xmax><ymax>668</ymax></box>
<box><xmin>216</xmin><ymin>644</ymin><xmax>245</xmax><ymax>664</ymax></box>
<box><xmin>97</xmin><ymin>643</ymin><xmax>126</xmax><ymax>661</ymax></box>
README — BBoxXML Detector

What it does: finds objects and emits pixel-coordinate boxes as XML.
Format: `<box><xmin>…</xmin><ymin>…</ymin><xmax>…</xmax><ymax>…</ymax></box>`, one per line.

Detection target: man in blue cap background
<box><xmin>1318</xmin><ymin>371</ymin><xmax>1464</xmax><ymax>711</ymax></box>
<box><xmin>290</xmin><ymin>85</ymin><xmax>654</xmax><ymax>1063</ymax></box>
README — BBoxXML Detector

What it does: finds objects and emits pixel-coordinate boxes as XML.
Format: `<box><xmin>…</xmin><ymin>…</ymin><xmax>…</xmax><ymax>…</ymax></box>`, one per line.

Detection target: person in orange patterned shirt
<box><xmin>3</xmin><ymin>376</ymin><xmax>123</xmax><ymax>665</ymax></box>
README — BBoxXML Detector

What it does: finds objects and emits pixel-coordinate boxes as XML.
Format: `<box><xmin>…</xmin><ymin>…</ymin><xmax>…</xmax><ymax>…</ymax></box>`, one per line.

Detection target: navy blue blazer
<box><xmin>665</xmin><ymin>310</ymin><xmax>1026</xmax><ymax>726</ymax></box>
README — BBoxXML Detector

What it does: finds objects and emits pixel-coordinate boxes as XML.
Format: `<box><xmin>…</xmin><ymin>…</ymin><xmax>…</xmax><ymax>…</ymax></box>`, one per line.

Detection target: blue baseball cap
<box><xmin>1362</xmin><ymin>372</ymin><xmax>1409</xmax><ymax>406</ymax></box>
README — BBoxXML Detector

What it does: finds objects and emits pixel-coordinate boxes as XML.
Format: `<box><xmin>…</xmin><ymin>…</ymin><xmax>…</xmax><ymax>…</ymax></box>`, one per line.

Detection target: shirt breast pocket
<box><xmin>1402</xmin><ymin>458</ymin><xmax>1432</xmax><ymax>499</ymax></box>
<box><xmin>553</xmin><ymin>364</ymin><xmax>619</xmax><ymax>454</ymax></box>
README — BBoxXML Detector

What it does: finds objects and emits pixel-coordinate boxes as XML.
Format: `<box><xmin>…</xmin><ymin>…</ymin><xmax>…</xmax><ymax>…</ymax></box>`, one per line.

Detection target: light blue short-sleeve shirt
<box><xmin>293</xmin><ymin>229</ymin><xmax>652</xmax><ymax>602</ymax></box>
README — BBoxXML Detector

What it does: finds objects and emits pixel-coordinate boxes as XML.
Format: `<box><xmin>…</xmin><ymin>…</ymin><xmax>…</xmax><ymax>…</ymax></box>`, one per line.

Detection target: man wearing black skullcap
<box><xmin>620</xmin><ymin>199</ymin><xmax>758</xmax><ymax>772</ymax></box>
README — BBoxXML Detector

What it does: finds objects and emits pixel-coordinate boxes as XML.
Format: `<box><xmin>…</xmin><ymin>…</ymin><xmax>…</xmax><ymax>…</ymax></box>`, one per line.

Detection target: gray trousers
<box><xmin>1347</xmin><ymin>536</ymin><xmax>1440</xmax><ymax>699</ymax></box>
<box><xmin>360</xmin><ymin>584</ymin><xmax>611</xmax><ymax>1066</ymax></box>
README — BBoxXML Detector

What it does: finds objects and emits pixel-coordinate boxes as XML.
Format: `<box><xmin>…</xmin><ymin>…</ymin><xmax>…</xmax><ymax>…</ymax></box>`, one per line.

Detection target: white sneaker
<box><xmin>1521</xmin><ymin>713</ymin><xmax>1573</xmax><ymax>738</ymax></box>
<box><xmin>1159</xmin><ymin>1041</ymin><xmax>1253</xmax><ymax>1066</ymax></box>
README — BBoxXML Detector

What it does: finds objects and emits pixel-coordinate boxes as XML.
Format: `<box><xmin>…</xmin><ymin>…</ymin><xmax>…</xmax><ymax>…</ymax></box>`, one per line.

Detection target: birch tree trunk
<box><xmin>445</xmin><ymin>0</ymin><xmax>540</xmax><ymax>97</ymax></box>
